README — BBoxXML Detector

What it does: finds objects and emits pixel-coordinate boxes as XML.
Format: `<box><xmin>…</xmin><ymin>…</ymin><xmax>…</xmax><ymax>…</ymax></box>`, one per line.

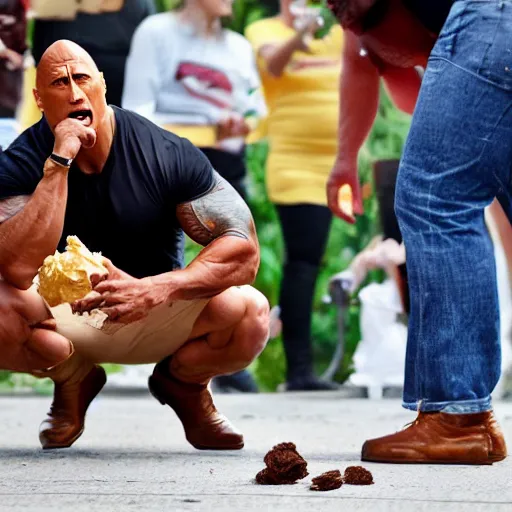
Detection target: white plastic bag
<box><xmin>350</xmin><ymin>279</ymin><xmax>407</xmax><ymax>399</ymax></box>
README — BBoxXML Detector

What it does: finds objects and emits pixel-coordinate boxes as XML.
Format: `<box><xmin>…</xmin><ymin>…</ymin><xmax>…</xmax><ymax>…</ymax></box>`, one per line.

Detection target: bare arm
<box><xmin>0</xmin><ymin>161</ymin><xmax>69</xmax><ymax>290</ymax></box>
<box><xmin>327</xmin><ymin>30</ymin><xmax>380</xmax><ymax>221</ymax></box>
<box><xmin>0</xmin><ymin>195</ymin><xmax>31</xmax><ymax>223</ymax></box>
<box><xmin>152</xmin><ymin>173</ymin><xmax>260</xmax><ymax>301</ymax></box>
<box><xmin>259</xmin><ymin>17</ymin><xmax>321</xmax><ymax>78</ymax></box>
<box><xmin>382</xmin><ymin>65</ymin><xmax>421</xmax><ymax>115</ymax></box>
<box><xmin>336</xmin><ymin>31</ymin><xmax>380</xmax><ymax>166</ymax></box>
<box><xmin>0</xmin><ymin>117</ymin><xmax>96</xmax><ymax>290</ymax></box>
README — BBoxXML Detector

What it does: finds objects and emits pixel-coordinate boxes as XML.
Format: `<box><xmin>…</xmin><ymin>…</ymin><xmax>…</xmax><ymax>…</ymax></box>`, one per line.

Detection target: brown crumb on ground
<box><xmin>310</xmin><ymin>470</ymin><xmax>343</xmax><ymax>491</ymax></box>
<box><xmin>255</xmin><ymin>442</ymin><xmax>309</xmax><ymax>485</ymax></box>
<box><xmin>343</xmin><ymin>466</ymin><xmax>374</xmax><ymax>485</ymax></box>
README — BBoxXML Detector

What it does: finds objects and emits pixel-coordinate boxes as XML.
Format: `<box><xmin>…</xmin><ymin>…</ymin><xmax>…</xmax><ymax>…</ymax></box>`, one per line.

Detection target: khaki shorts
<box><xmin>49</xmin><ymin>299</ymin><xmax>209</xmax><ymax>365</ymax></box>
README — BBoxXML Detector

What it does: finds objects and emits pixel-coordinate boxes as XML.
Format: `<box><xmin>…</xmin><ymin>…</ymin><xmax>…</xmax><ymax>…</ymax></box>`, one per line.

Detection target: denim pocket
<box><xmin>479</xmin><ymin>5</ymin><xmax>512</xmax><ymax>91</ymax></box>
<box><xmin>436</xmin><ymin>1</ymin><xmax>512</xmax><ymax>90</ymax></box>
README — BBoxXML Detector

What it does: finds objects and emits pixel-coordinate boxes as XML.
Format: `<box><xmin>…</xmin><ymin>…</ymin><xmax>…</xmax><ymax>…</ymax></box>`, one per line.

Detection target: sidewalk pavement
<box><xmin>0</xmin><ymin>393</ymin><xmax>510</xmax><ymax>512</ymax></box>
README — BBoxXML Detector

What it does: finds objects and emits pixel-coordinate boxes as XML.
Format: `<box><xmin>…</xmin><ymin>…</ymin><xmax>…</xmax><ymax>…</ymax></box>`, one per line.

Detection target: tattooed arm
<box><xmin>73</xmin><ymin>173</ymin><xmax>259</xmax><ymax>321</ymax></box>
<box><xmin>0</xmin><ymin>195</ymin><xmax>31</xmax><ymax>223</ymax></box>
<box><xmin>0</xmin><ymin>159</ymin><xmax>70</xmax><ymax>290</ymax></box>
<box><xmin>154</xmin><ymin>172</ymin><xmax>260</xmax><ymax>301</ymax></box>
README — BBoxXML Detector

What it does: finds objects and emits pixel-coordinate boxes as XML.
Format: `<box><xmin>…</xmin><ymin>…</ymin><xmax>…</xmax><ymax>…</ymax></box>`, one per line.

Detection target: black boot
<box><xmin>213</xmin><ymin>370</ymin><xmax>259</xmax><ymax>393</ymax></box>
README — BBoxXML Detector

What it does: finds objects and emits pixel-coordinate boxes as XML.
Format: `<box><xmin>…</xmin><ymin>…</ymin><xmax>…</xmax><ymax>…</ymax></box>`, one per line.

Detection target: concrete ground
<box><xmin>0</xmin><ymin>392</ymin><xmax>510</xmax><ymax>512</ymax></box>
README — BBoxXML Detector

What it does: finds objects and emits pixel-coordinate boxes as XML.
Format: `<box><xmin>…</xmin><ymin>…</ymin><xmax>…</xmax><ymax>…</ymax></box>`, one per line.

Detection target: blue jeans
<box><xmin>395</xmin><ymin>0</ymin><xmax>512</xmax><ymax>414</ymax></box>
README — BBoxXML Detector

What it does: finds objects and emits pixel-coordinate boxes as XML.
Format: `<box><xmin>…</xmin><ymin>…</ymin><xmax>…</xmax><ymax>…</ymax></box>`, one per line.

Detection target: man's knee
<box><xmin>237</xmin><ymin>287</ymin><xmax>270</xmax><ymax>364</ymax></box>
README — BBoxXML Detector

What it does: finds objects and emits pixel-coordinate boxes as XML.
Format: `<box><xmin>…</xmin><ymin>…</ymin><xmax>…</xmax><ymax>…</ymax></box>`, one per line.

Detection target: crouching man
<box><xmin>0</xmin><ymin>40</ymin><xmax>269</xmax><ymax>450</ymax></box>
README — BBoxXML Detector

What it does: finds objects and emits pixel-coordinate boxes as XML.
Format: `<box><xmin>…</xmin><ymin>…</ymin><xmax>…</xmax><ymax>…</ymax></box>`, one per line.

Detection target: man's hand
<box><xmin>53</xmin><ymin>118</ymin><xmax>97</xmax><ymax>161</ymax></box>
<box><xmin>327</xmin><ymin>159</ymin><xmax>364</xmax><ymax>223</ymax></box>
<box><xmin>72</xmin><ymin>259</ymin><xmax>169</xmax><ymax>324</ymax></box>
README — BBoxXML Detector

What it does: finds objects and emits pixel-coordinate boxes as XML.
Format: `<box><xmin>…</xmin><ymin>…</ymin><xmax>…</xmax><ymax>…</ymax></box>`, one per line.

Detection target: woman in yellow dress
<box><xmin>246</xmin><ymin>0</ymin><xmax>343</xmax><ymax>391</ymax></box>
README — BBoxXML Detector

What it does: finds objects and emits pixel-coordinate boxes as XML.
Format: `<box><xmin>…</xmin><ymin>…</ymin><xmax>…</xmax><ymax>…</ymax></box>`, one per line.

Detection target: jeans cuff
<box><xmin>402</xmin><ymin>396</ymin><xmax>493</xmax><ymax>414</ymax></box>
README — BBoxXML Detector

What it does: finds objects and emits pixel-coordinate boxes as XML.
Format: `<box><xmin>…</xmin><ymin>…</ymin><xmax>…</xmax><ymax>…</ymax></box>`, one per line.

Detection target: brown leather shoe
<box><xmin>38</xmin><ymin>356</ymin><xmax>106</xmax><ymax>450</ymax></box>
<box><xmin>148</xmin><ymin>360</ymin><xmax>244</xmax><ymax>450</ymax></box>
<box><xmin>362</xmin><ymin>411</ymin><xmax>507</xmax><ymax>465</ymax></box>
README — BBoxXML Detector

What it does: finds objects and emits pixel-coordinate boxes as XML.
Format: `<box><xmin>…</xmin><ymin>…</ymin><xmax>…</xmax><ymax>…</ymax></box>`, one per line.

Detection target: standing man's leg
<box><xmin>363</xmin><ymin>0</ymin><xmax>512</xmax><ymax>464</ymax></box>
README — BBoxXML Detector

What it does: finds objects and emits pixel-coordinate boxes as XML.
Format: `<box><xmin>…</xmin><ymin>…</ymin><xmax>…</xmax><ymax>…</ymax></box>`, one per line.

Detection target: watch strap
<box><xmin>50</xmin><ymin>153</ymin><xmax>73</xmax><ymax>168</ymax></box>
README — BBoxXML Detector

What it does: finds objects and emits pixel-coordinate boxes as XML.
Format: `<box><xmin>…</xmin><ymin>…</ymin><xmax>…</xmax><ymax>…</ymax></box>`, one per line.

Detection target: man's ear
<box><xmin>33</xmin><ymin>88</ymin><xmax>44</xmax><ymax>112</ymax></box>
<box><xmin>100</xmin><ymin>72</ymin><xmax>107</xmax><ymax>93</ymax></box>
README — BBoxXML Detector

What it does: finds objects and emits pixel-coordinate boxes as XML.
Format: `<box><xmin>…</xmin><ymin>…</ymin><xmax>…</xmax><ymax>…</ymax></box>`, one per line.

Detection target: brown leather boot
<box><xmin>35</xmin><ymin>353</ymin><xmax>106</xmax><ymax>450</ymax></box>
<box><xmin>148</xmin><ymin>359</ymin><xmax>244</xmax><ymax>450</ymax></box>
<box><xmin>362</xmin><ymin>411</ymin><xmax>507</xmax><ymax>464</ymax></box>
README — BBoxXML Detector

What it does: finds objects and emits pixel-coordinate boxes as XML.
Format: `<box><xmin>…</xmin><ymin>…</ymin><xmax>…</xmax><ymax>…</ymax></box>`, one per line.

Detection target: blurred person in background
<box><xmin>245</xmin><ymin>0</ymin><xmax>343</xmax><ymax>391</ymax></box>
<box><xmin>122</xmin><ymin>0</ymin><xmax>267</xmax><ymax>393</ymax></box>
<box><xmin>0</xmin><ymin>0</ymin><xmax>28</xmax><ymax>149</ymax></box>
<box><xmin>30</xmin><ymin>0</ymin><xmax>155</xmax><ymax>108</ymax></box>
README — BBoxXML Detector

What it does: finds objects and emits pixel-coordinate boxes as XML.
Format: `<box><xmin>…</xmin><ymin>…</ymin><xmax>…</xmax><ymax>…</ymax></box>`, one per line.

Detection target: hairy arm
<box><xmin>152</xmin><ymin>173</ymin><xmax>260</xmax><ymax>301</ymax></box>
<box><xmin>0</xmin><ymin>161</ymin><xmax>69</xmax><ymax>290</ymax></box>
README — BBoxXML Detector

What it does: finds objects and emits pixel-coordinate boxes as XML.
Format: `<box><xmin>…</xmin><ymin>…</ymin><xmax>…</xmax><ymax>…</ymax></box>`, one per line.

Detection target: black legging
<box><xmin>276</xmin><ymin>204</ymin><xmax>332</xmax><ymax>382</ymax></box>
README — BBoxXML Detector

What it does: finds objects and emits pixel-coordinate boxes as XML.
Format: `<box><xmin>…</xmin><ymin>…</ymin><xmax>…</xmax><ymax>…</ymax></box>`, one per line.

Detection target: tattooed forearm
<box><xmin>176</xmin><ymin>173</ymin><xmax>256</xmax><ymax>247</ymax></box>
<box><xmin>0</xmin><ymin>195</ymin><xmax>31</xmax><ymax>224</ymax></box>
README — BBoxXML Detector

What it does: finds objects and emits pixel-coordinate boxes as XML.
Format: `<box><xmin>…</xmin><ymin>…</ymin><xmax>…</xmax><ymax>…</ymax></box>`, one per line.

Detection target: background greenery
<box><xmin>0</xmin><ymin>0</ymin><xmax>410</xmax><ymax>393</ymax></box>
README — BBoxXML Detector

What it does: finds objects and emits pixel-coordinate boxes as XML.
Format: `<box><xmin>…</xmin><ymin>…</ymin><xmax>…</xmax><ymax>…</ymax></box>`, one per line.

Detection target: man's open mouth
<box><xmin>68</xmin><ymin>109</ymin><xmax>93</xmax><ymax>127</ymax></box>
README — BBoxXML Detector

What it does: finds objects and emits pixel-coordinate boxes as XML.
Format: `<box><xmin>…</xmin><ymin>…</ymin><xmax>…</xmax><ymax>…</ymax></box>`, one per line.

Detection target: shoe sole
<box><xmin>361</xmin><ymin>454</ymin><xmax>506</xmax><ymax>465</ymax></box>
<box><xmin>148</xmin><ymin>375</ymin><xmax>244</xmax><ymax>451</ymax></box>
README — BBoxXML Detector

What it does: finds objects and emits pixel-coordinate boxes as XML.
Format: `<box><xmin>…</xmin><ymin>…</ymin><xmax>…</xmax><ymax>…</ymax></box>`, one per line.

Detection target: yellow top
<box><xmin>245</xmin><ymin>18</ymin><xmax>343</xmax><ymax>205</ymax></box>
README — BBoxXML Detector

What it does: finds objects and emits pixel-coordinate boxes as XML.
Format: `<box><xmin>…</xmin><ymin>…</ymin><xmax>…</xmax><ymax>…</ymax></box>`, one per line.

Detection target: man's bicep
<box><xmin>0</xmin><ymin>195</ymin><xmax>31</xmax><ymax>225</ymax></box>
<box><xmin>176</xmin><ymin>173</ymin><xmax>255</xmax><ymax>247</ymax></box>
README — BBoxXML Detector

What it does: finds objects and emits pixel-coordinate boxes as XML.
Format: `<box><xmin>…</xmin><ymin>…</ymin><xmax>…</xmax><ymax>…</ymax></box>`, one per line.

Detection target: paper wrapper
<box><xmin>37</xmin><ymin>236</ymin><xmax>107</xmax><ymax>308</ymax></box>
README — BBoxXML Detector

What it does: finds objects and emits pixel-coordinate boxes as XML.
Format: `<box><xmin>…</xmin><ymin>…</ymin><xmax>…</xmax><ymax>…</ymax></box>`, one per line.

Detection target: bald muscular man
<box><xmin>0</xmin><ymin>40</ymin><xmax>269</xmax><ymax>450</ymax></box>
<box><xmin>327</xmin><ymin>0</ymin><xmax>510</xmax><ymax>464</ymax></box>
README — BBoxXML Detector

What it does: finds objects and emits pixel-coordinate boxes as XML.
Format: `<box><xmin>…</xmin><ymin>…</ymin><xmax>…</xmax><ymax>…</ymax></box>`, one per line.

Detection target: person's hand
<box><xmin>217</xmin><ymin>115</ymin><xmax>251</xmax><ymax>141</ymax></box>
<box><xmin>327</xmin><ymin>159</ymin><xmax>364</xmax><ymax>223</ymax></box>
<box><xmin>52</xmin><ymin>118</ymin><xmax>97</xmax><ymax>161</ymax></box>
<box><xmin>295</xmin><ymin>15</ymin><xmax>324</xmax><ymax>52</ymax></box>
<box><xmin>72</xmin><ymin>259</ymin><xmax>169</xmax><ymax>324</ymax></box>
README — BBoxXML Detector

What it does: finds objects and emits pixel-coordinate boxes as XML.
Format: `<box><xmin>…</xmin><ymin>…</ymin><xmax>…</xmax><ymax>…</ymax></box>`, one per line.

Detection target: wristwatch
<box><xmin>49</xmin><ymin>153</ymin><xmax>73</xmax><ymax>168</ymax></box>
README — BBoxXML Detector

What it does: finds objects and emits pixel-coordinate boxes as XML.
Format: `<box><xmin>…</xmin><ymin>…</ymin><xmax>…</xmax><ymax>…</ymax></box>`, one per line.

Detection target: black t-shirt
<box><xmin>0</xmin><ymin>106</ymin><xmax>215</xmax><ymax>278</ymax></box>
<box><xmin>403</xmin><ymin>0</ymin><xmax>456</xmax><ymax>34</ymax></box>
